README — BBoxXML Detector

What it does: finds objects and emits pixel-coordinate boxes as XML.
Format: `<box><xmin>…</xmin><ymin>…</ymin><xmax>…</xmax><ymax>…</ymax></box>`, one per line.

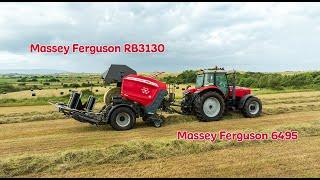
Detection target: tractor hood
<box><xmin>229</xmin><ymin>86</ymin><xmax>251</xmax><ymax>97</ymax></box>
<box><xmin>183</xmin><ymin>86</ymin><xmax>252</xmax><ymax>98</ymax></box>
<box><xmin>101</xmin><ymin>64</ymin><xmax>137</xmax><ymax>84</ymax></box>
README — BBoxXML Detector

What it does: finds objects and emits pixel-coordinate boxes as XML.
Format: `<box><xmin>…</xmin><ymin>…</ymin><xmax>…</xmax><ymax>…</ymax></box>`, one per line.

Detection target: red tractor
<box><xmin>180</xmin><ymin>67</ymin><xmax>262</xmax><ymax>121</ymax></box>
<box><xmin>53</xmin><ymin>64</ymin><xmax>262</xmax><ymax>131</ymax></box>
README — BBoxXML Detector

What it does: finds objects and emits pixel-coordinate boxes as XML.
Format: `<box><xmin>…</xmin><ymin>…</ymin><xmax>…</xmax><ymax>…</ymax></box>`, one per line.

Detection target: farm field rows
<box><xmin>0</xmin><ymin>90</ymin><xmax>320</xmax><ymax>177</ymax></box>
<box><xmin>33</xmin><ymin>136</ymin><xmax>320</xmax><ymax>178</ymax></box>
<box><xmin>0</xmin><ymin>87</ymin><xmax>108</xmax><ymax>100</ymax></box>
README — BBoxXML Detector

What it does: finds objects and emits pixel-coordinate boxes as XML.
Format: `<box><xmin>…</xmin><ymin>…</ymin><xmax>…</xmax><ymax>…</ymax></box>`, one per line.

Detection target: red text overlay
<box><xmin>176</xmin><ymin>130</ymin><xmax>298</xmax><ymax>143</ymax></box>
<box><xmin>29</xmin><ymin>43</ymin><xmax>165</xmax><ymax>55</ymax></box>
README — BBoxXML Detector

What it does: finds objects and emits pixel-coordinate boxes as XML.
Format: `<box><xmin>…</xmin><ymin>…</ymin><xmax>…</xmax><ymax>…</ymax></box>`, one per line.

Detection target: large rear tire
<box><xmin>194</xmin><ymin>91</ymin><xmax>225</xmax><ymax>122</ymax></box>
<box><xmin>109</xmin><ymin>107</ymin><xmax>136</xmax><ymax>131</ymax></box>
<box><xmin>241</xmin><ymin>96</ymin><xmax>262</xmax><ymax>118</ymax></box>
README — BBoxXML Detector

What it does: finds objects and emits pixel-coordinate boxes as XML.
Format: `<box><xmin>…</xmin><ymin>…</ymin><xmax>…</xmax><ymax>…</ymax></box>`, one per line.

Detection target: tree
<box><xmin>70</xmin><ymin>83</ymin><xmax>80</xmax><ymax>88</ymax></box>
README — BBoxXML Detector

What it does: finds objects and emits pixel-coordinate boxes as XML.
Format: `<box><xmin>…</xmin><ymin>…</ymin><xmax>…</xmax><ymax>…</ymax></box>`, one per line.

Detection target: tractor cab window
<box><xmin>195</xmin><ymin>73</ymin><xmax>228</xmax><ymax>95</ymax></box>
<box><xmin>204</xmin><ymin>73</ymin><xmax>215</xmax><ymax>86</ymax></box>
<box><xmin>215</xmin><ymin>73</ymin><xmax>228</xmax><ymax>95</ymax></box>
<box><xmin>195</xmin><ymin>75</ymin><xmax>204</xmax><ymax>88</ymax></box>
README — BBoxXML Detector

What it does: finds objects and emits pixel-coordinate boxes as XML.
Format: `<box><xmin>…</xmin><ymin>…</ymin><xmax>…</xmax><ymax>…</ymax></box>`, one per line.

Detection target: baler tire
<box><xmin>241</xmin><ymin>96</ymin><xmax>262</xmax><ymax>118</ymax></box>
<box><xmin>109</xmin><ymin>107</ymin><xmax>136</xmax><ymax>131</ymax></box>
<box><xmin>194</xmin><ymin>91</ymin><xmax>225</xmax><ymax>122</ymax></box>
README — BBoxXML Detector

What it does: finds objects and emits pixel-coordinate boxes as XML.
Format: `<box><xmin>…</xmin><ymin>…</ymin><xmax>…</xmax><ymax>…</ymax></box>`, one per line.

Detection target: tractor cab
<box><xmin>195</xmin><ymin>67</ymin><xmax>229</xmax><ymax>96</ymax></box>
<box><xmin>194</xmin><ymin>67</ymin><xmax>251</xmax><ymax>99</ymax></box>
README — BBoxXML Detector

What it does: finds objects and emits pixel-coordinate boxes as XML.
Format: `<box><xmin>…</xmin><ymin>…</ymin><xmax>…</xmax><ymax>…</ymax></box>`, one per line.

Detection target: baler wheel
<box><xmin>194</xmin><ymin>91</ymin><xmax>225</xmax><ymax>121</ymax></box>
<box><xmin>241</xmin><ymin>96</ymin><xmax>262</xmax><ymax>118</ymax></box>
<box><xmin>109</xmin><ymin>107</ymin><xmax>136</xmax><ymax>131</ymax></box>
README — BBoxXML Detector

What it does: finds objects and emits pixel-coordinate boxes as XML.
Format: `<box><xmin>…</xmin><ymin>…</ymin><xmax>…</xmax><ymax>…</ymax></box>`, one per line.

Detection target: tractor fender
<box><xmin>238</xmin><ymin>94</ymin><xmax>254</xmax><ymax>109</ymax></box>
<box><xmin>105</xmin><ymin>104</ymin><xmax>138</xmax><ymax>123</ymax></box>
<box><xmin>189</xmin><ymin>87</ymin><xmax>225</xmax><ymax>108</ymax></box>
<box><xmin>194</xmin><ymin>86</ymin><xmax>226</xmax><ymax>98</ymax></box>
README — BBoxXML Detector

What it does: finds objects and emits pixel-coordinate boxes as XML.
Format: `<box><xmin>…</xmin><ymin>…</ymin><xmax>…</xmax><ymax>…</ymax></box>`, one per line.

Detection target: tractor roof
<box><xmin>197</xmin><ymin>66</ymin><xmax>227</xmax><ymax>75</ymax></box>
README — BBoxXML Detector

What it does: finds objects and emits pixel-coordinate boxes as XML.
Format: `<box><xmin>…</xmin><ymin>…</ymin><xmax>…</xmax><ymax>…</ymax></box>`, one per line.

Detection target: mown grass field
<box><xmin>0</xmin><ymin>87</ymin><xmax>107</xmax><ymax>100</ymax></box>
<box><xmin>0</xmin><ymin>88</ymin><xmax>320</xmax><ymax>177</ymax></box>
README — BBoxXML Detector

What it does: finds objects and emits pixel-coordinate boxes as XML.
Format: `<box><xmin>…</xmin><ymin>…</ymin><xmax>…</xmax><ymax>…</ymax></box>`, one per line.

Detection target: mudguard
<box><xmin>144</xmin><ymin>89</ymin><xmax>168</xmax><ymax>115</ymax></box>
<box><xmin>194</xmin><ymin>85</ymin><xmax>226</xmax><ymax>98</ymax></box>
<box><xmin>238</xmin><ymin>94</ymin><xmax>254</xmax><ymax>109</ymax></box>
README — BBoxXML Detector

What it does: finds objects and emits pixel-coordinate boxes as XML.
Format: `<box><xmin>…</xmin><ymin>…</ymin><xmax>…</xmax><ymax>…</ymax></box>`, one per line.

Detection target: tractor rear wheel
<box><xmin>194</xmin><ymin>91</ymin><xmax>225</xmax><ymax>121</ymax></box>
<box><xmin>109</xmin><ymin>107</ymin><xmax>136</xmax><ymax>131</ymax></box>
<box><xmin>241</xmin><ymin>96</ymin><xmax>262</xmax><ymax>118</ymax></box>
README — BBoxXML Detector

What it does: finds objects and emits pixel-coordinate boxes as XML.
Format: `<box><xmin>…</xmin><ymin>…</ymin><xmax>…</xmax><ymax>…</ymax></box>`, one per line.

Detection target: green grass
<box><xmin>0</xmin><ymin>78</ymin><xmax>17</xmax><ymax>83</ymax></box>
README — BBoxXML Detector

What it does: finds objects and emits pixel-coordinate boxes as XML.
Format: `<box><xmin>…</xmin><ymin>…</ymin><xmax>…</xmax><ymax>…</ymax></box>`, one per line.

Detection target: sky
<box><xmin>0</xmin><ymin>2</ymin><xmax>320</xmax><ymax>73</ymax></box>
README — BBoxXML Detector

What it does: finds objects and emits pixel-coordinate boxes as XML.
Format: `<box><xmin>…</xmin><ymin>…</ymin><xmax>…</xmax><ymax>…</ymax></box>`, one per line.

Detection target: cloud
<box><xmin>0</xmin><ymin>2</ymin><xmax>320</xmax><ymax>72</ymax></box>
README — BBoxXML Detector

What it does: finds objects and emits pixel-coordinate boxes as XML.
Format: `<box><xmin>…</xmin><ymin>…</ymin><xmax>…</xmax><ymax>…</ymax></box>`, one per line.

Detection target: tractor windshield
<box><xmin>196</xmin><ymin>73</ymin><xmax>215</xmax><ymax>88</ymax></box>
<box><xmin>195</xmin><ymin>73</ymin><xmax>229</xmax><ymax>94</ymax></box>
<box><xmin>204</xmin><ymin>73</ymin><xmax>215</xmax><ymax>86</ymax></box>
<box><xmin>195</xmin><ymin>75</ymin><xmax>204</xmax><ymax>88</ymax></box>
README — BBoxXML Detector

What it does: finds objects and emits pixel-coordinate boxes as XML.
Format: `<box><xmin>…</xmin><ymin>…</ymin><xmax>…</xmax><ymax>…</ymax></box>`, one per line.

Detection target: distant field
<box><xmin>0</xmin><ymin>84</ymin><xmax>192</xmax><ymax>106</ymax></box>
<box><xmin>0</xmin><ymin>73</ymin><xmax>104</xmax><ymax>95</ymax></box>
<box><xmin>0</xmin><ymin>86</ymin><xmax>108</xmax><ymax>100</ymax></box>
<box><xmin>139</xmin><ymin>72</ymin><xmax>180</xmax><ymax>79</ymax></box>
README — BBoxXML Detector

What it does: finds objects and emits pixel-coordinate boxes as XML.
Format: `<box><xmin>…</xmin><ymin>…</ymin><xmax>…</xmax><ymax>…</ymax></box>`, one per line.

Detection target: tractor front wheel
<box><xmin>109</xmin><ymin>107</ymin><xmax>136</xmax><ymax>131</ymax></box>
<box><xmin>194</xmin><ymin>91</ymin><xmax>225</xmax><ymax>121</ymax></box>
<box><xmin>241</xmin><ymin>97</ymin><xmax>262</xmax><ymax>118</ymax></box>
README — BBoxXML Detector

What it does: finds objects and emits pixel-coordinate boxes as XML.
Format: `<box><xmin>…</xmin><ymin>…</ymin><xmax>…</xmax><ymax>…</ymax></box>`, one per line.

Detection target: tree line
<box><xmin>160</xmin><ymin>70</ymin><xmax>320</xmax><ymax>90</ymax></box>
